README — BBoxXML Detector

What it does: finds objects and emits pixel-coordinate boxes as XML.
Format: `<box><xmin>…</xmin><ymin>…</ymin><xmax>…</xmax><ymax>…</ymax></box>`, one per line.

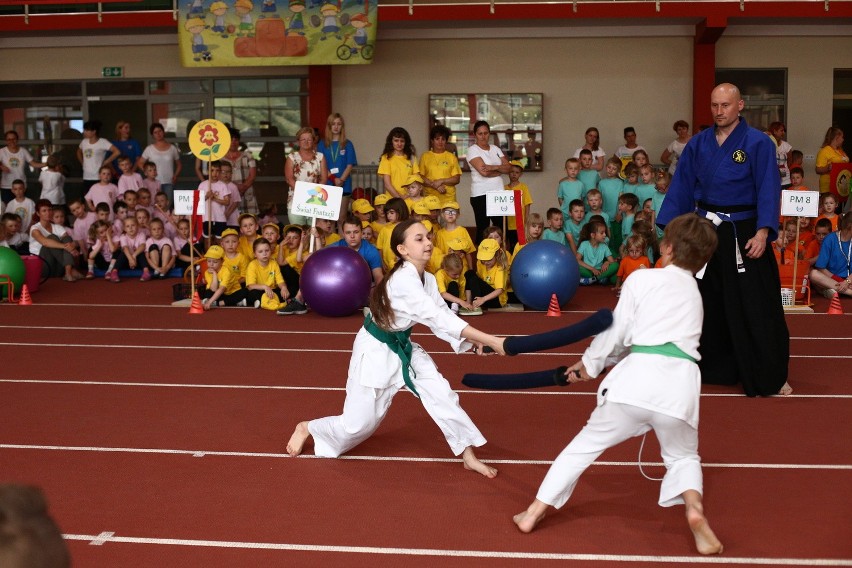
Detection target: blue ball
<box><xmin>300</xmin><ymin>246</ymin><xmax>372</xmax><ymax>317</ymax></box>
<box><xmin>510</xmin><ymin>240</ymin><xmax>579</xmax><ymax>311</ymax></box>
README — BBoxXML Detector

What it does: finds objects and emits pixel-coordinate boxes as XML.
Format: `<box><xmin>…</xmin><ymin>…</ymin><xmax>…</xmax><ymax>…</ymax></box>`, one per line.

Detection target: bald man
<box><xmin>657</xmin><ymin>83</ymin><xmax>791</xmax><ymax>397</ymax></box>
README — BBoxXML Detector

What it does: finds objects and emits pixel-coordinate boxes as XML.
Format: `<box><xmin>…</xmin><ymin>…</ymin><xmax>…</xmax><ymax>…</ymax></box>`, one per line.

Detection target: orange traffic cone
<box><xmin>546</xmin><ymin>293</ymin><xmax>561</xmax><ymax>317</ymax></box>
<box><xmin>189</xmin><ymin>291</ymin><xmax>204</xmax><ymax>314</ymax></box>
<box><xmin>827</xmin><ymin>293</ymin><xmax>843</xmax><ymax>315</ymax></box>
<box><xmin>18</xmin><ymin>284</ymin><xmax>32</xmax><ymax>306</ymax></box>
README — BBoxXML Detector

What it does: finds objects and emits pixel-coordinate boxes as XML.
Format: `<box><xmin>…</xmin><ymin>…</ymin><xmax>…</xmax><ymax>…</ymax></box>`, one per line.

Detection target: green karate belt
<box><xmin>631</xmin><ymin>342</ymin><xmax>696</xmax><ymax>363</ymax></box>
<box><xmin>363</xmin><ymin>315</ymin><xmax>419</xmax><ymax>397</ymax></box>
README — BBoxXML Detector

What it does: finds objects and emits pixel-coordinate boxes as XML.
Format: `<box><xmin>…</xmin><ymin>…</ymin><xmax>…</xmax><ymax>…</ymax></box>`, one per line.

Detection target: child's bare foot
<box><xmin>513</xmin><ymin>500</ymin><xmax>548</xmax><ymax>533</ymax></box>
<box><xmin>461</xmin><ymin>447</ymin><xmax>497</xmax><ymax>478</ymax></box>
<box><xmin>686</xmin><ymin>503</ymin><xmax>723</xmax><ymax>555</ymax></box>
<box><xmin>286</xmin><ymin>421</ymin><xmax>311</xmax><ymax>457</ymax></box>
<box><xmin>778</xmin><ymin>381</ymin><xmax>793</xmax><ymax>396</ymax></box>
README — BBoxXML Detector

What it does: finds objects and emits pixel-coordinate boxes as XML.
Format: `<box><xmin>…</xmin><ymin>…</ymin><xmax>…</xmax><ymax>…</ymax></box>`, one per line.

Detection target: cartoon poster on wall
<box><xmin>178</xmin><ymin>0</ymin><xmax>377</xmax><ymax>66</ymax></box>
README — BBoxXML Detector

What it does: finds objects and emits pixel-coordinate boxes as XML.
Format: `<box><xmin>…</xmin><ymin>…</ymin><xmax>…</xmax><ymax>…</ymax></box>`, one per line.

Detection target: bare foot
<box><xmin>777</xmin><ymin>381</ymin><xmax>793</xmax><ymax>396</ymax></box>
<box><xmin>286</xmin><ymin>421</ymin><xmax>311</xmax><ymax>457</ymax></box>
<box><xmin>461</xmin><ymin>447</ymin><xmax>497</xmax><ymax>478</ymax></box>
<box><xmin>513</xmin><ymin>500</ymin><xmax>548</xmax><ymax>533</ymax></box>
<box><xmin>686</xmin><ymin>503</ymin><xmax>723</xmax><ymax>555</ymax></box>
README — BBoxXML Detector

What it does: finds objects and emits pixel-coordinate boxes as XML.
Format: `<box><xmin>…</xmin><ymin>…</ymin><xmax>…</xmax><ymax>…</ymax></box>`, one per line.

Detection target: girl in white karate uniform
<box><xmin>286</xmin><ymin>218</ymin><xmax>506</xmax><ymax>478</ymax></box>
<box><xmin>513</xmin><ymin>213</ymin><xmax>724</xmax><ymax>555</ymax></box>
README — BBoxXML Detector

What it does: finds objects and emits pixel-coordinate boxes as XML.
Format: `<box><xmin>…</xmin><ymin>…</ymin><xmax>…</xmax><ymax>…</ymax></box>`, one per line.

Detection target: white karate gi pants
<box><xmin>537</xmin><ymin>400</ymin><xmax>703</xmax><ymax>509</ymax></box>
<box><xmin>308</xmin><ymin>345</ymin><xmax>487</xmax><ymax>458</ymax></box>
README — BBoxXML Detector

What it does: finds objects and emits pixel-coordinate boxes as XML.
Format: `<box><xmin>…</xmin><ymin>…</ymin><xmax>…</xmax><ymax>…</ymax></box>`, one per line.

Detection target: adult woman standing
<box><xmin>660</xmin><ymin>120</ymin><xmax>691</xmax><ymax>176</ymax></box>
<box><xmin>111</xmin><ymin>120</ymin><xmax>142</xmax><ymax>176</ymax></box>
<box><xmin>572</xmin><ymin>127</ymin><xmax>605</xmax><ymax>171</ymax></box>
<box><xmin>466</xmin><ymin>120</ymin><xmax>512</xmax><ymax>238</ymax></box>
<box><xmin>317</xmin><ymin>113</ymin><xmax>357</xmax><ymax>226</ymax></box>
<box><xmin>377</xmin><ymin>126</ymin><xmax>418</xmax><ymax>199</ymax></box>
<box><xmin>223</xmin><ymin>128</ymin><xmax>258</xmax><ymax>216</ymax></box>
<box><xmin>29</xmin><ymin>199</ymin><xmax>83</xmax><ymax>281</ymax></box>
<box><xmin>137</xmin><ymin>122</ymin><xmax>182</xmax><ymax>204</ymax></box>
<box><xmin>0</xmin><ymin>131</ymin><xmax>44</xmax><ymax>204</ymax></box>
<box><xmin>285</xmin><ymin>126</ymin><xmax>328</xmax><ymax>226</ymax></box>
<box><xmin>816</xmin><ymin>127</ymin><xmax>849</xmax><ymax>196</ymax></box>
<box><xmin>419</xmin><ymin>124</ymin><xmax>461</xmax><ymax>207</ymax></box>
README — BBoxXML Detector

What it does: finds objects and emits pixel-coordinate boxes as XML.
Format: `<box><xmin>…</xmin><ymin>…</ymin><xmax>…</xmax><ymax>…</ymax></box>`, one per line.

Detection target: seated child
<box><xmin>512</xmin><ymin>212</ymin><xmax>543</xmax><ymax>257</ymax></box>
<box><xmin>237</xmin><ymin>213</ymin><xmax>260</xmax><ymax>260</ymax></box>
<box><xmin>0</xmin><ymin>213</ymin><xmax>28</xmax><ymax>255</ymax></box>
<box><xmin>809</xmin><ymin>211</ymin><xmax>852</xmax><ymax>298</ymax></box>
<box><xmin>246</xmin><ymin>237</ymin><xmax>289</xmax><ymax>310</ymax></box>
<box><xmin>464</xmin><ymin>238</ymin><xmax>510</xmax><ymax>312</ymax></box>
<box><xmin>144</xmin><ymin>218</ymin><xmax>175</xmax><ymax>279</ymax></box>
<box><xmin>115</xmin><ymin>216</ymin><xmax>149</xmax><ymax>282</ymax></box>
<box><xmin>220</xmin><ymin>228</ymin><xmax>249</xmax><ymax>288</ymax></box>
<box><xmin>805</xmin><ymin>218</ymin><xmax>832</xmax><ymax>264</ymax></box>
<box><xmin>436</xmin><ymin>252</ymin><xmax>474</xmax><ymax>313</ymax></box>
<box><xmin>87</xmin><ymin>219</ymin><xmax>119</xmax><ymax>279</ymax></box>
<box><xmin>278</xmin><ymin>224</ymin><xmax>309</xmax><ymax>299</ymax></box>
<box><xmin>200</xmin><ymin>245</ymin><xmax>248</xmax><ymax>309</ymax></box>
<box><xmin>576</xmin><ymin>219</ymin><xmax>618</xmax><ymax>285</ymax></box>
<box><xmin>613</xmin><ymin>234</ymin><xmax>650</xmax><ymax>295</ymax></box>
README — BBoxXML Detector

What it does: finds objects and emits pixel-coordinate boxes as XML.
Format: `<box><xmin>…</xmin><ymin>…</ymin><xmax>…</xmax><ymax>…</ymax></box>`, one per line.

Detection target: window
<box><xmin>715</xmin><ymin>69</ymin><xmax>786</xmax><ymax>130</ymax></box>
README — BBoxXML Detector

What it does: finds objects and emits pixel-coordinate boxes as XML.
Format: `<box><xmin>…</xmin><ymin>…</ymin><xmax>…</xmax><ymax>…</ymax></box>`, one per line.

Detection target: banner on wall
<box><xmin>179</xmin><ymin>0</ymin><xmax>377</xmax><ymax>67</ymax></box>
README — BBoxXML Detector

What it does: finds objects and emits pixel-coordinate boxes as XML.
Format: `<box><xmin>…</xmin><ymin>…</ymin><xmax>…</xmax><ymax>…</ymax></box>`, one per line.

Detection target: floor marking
<box><xmin>2</xmin><ymin>444</ymin><xmax>849</xmax><ymax>470</ymax></box>
<box><xmin>0</xmin><ymin>342</ymin><xmax>846</xmax><ymax>360</ymax></box>
<box><xmin>2</xmin><ymin>379</ymin><xmax>850</xmax><ymax>399</ymax></box>
<box><xmin>88</xmin><ymin>531</ymin><xmax>115</xmax><ymax>546</ymax></box>
<box><xmin>59</xmin><ymin>533</ymin><xmax>852</xmax><ymax>564</ymax></box>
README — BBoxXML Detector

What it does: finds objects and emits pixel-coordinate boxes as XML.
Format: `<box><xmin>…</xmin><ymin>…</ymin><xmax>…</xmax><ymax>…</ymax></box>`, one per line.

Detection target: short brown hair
<box><xmin>662</xmin><ymin>214</ymin><xmax>717</xmax><ymax>273</ymax></box>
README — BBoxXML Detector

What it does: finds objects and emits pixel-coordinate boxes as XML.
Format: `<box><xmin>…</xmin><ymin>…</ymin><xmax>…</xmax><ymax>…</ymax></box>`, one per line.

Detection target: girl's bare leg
<box><xmin>461</xmin><ymin>446</ymin><xmax>497</xmax><ymax>478</ymax></box>
<box><xmin>513</xmin><ymin>499</ymin><xmax>549</xmax><ymax>533</ymax></box>
<box><xmin>683</xmin><ymin>489</ymin><xmax>723</xmax><ymax>555</ymax></box>
<box><xmin>286</xmin><ymin>421</ymin><xmax>311</xmax><ymax>457</ymax></box>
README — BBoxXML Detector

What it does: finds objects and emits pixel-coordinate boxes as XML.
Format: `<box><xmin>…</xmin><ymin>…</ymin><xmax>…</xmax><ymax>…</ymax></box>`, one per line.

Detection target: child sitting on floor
<box><xmin>200</xmin><ymin>245</ymin><xmax>248</xmax><ymax>309</ymax></box>
<box><xmin>576</xmin><ymin>219</ymin><xmax>618</xmax><ymax>285</ymax></box>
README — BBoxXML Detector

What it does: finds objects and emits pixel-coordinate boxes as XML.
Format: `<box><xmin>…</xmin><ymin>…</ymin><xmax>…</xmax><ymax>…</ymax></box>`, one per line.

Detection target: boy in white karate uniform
<box><xmin>513</xmin><ymin>213</ymin><xmax>724</xmax><ymax>556</ymax></box>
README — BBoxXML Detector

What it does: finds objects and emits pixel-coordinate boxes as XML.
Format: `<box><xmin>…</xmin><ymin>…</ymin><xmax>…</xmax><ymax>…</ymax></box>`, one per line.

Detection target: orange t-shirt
<box><xmin>816</xmin><ymin>214</ymin><xmax>839</xmax><ymax>232</ymax></box>
<box><xmin>617</xmin><ymin>255</ymin><xmax>651</xmax><ymax>280</ymax></box>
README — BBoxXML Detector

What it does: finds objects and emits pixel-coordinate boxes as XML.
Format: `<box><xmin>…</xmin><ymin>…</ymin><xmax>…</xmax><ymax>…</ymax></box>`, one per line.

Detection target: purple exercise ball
<box><xmin>300</xmin><ymin>246</ymin><xmax>372</xmax><ymax>317</ymax></box>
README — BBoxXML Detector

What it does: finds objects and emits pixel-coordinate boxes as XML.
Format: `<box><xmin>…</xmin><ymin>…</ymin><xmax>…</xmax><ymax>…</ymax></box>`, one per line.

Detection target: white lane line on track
<box><xmin>2</xmin><ymin>326</ymin><xmax>848</xmax><ymax>342</ymax></box>
<box><xmin>59</xmin><ymin>533</ymin><xmax>852</xmax><ymax>565</ymax></box>
<box><xmin>0</xmin><ymin>342</ymin><xmax>846</xmax><ymax>359</ymax></box>
<box><xmin>2</xmin><ymin>379</ymin><xmax>850</xmax><ymax>399</ymax></box>
<box><xmin>3</xmin><ymin>443</ymin><xmax>850</xmax><ymax>470</ymax></box>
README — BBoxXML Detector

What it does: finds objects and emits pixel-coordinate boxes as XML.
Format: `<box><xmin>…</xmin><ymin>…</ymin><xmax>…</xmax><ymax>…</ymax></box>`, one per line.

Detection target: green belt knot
<box><xmin>363</xmin><ymin>315</ymin><xmax>418</xmax><ymax>397</ymax></box>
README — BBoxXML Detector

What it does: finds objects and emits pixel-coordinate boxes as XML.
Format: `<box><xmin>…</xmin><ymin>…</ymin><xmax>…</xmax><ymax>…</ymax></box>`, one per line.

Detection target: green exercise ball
<box><xmin>0</xmin><ymin>247</ymin><xmax>25</xmax><ymax>299</ymax></box>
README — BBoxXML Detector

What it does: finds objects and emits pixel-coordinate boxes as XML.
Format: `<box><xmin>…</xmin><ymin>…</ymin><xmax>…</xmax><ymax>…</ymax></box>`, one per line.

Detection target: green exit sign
<box><xmin>102</xmin><ymin>67</ymin><xmax>123</xmax><ymax>78</ymax></box>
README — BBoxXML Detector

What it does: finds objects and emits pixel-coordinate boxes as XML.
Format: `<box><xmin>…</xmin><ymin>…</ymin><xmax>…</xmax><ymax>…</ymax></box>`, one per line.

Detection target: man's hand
<box><xmin>745</xmin><ymin>228</ymin><xmax>769</xmax><ymax>259</ymax></box>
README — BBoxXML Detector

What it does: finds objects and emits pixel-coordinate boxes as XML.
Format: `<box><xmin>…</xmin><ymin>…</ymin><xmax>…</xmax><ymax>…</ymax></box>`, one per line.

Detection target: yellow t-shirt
<box><xmin>325</xmin><ymin>233</ymin><xmax>342</xmax><ymax>247</ymax></box>
<box><xmin>427</xmin><ymin>247</ymin><xmax>444</xmax><ymax>275</ymax></box>
<box><xmin>204</xmin><ymin>265</ymin><xmax>241</xmax><ymax>295</ymax></box>
<box><xmin>476</xmin><ymin>261</ymin><xmax>508</xmax><ymax>306</ymax></box>
<box><xmin>435</xmin><ymin>226</ymin><xmax>475</xmax><ymax>255</ymax></box>
<box><xmin>283</xmin><ymin>248</ymin><xmax>310</xmax><ymax>273</ymax></box>
<box><xmin>246</xmin><ymin>259</ymin><xmax>284</xmax><ymax>289</ymax></box>
<box><xmin>419</xmin><ymin>150</ymin><xmax>462</xmax><ymax>205</ymax></box>
<box><xmin>238</xmin><ymin>234</ymin><xmax>259</xmax><ymax>260</ymax></box>
<box><xmin>435</xmin><ymin>267</ymin><xmax>465</xmax><ymax>296</ymax></box>
<box><xmin>376</xmin><ymin>222</ymin><xmax>398</xmax><ymax>271</ymax></box>
<box><xmin>504</xmin><ymin>182</ymin><xmax>534</xmax><ymax>231</ymax></box>
<box><xmin>377</xmin><ymin>154</ymin><xmax>419</xmax><ymax>197</ymax></box>
<box><xmin>222</xmin><ymin>252</ymin><xmax>249</xmax><ymax>284</ymax></box>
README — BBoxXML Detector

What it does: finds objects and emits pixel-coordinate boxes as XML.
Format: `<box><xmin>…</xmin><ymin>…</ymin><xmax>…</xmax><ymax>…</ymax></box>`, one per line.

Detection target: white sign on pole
<box><xmin>173</xmin><ymin>189</ymin><xmax>206</xmax><ymax>215</ymax></box>
<box><xmin>290</xmin><ymin>181</ymin><xmax>343</xmax><ymax>221</ymax></box>
<box><xmin>485</xmin><ymin>191</ymin><xmax>515</xmax><ymax>217</ymax></box>
<box><xmin>780</xmin><ymin>190</ymin><xmax>820</xmax><ymax>218</ymax></box>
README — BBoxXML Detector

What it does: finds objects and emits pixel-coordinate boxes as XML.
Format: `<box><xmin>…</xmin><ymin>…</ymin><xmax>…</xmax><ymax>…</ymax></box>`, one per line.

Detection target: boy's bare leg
<box><xmin>513</xmin><ymin>499</ymin><xmax>549</xmax><ymax>533</ymax></box>
<box><xmin>286</xmin><ymin>421</ymin><xmax>311</xmax><ymax>457</ymax></box>
<box><xmin>461</xmin><ymin>446</ymin><xmax>497</xmax><ymax>478</ymax></box>
<box><xmin>778</xmin><ymin>381</ymin><xmax>793</xmax><ymax>396</ymax></box>
<box><xmin>683</xmin><ymin>489</ymin><xmax>723</xmax><ymax>555</ymax></box>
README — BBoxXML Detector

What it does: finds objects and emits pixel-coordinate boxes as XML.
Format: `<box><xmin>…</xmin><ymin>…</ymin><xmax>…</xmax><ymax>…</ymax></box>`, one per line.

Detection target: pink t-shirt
<box><xmin>85</xmin><ymin>183</ymin><xmax>117</xmax><ymax>209</ymax></box>
<box><xmin>72</xmin><ymin>211</ymin><xmax>97</xmax><ymax>242</ymax></box>
<box><xmin>199</xmin><ymin>180</ymin><xmax>228</xmax><ymax>223</ymax></box>
<box><xmin>225</xmin><ymin>182</ymin><xmax>242</xmax><ymax>226</ymax></box>
<box><xmin>145</xmin><ymin>236</ymin><xmax>174</xmax><ymax>251</ymax></box>
<box><xmin>120</xmin><ymin>232</ymin><xmax>147</xmax><ymax>252</ymax></box>
<box><xmin>117</xmin><ymin>173</ymin><xmax>143</xmax><ymax>196</ymax></box>
<box><xmin>142</xmin><ymin>178</ymin><xmax>161</xmax><ymax>195</ymax></box>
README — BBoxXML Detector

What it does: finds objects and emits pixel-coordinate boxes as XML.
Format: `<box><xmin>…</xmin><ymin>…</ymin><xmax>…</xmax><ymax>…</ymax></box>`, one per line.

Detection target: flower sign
<box><xmin>188</xmin><ymin>119</ymin><xmax>231</xmax><ymax>161</ymax></box>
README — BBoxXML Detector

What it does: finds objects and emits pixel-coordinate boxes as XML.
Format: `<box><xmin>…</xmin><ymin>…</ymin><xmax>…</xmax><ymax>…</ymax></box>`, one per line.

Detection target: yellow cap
<box><xmin>421</xmin><ymin>220</ymin><xmax>433</xmax><ymax>232</ymax></box>
<box><xmin>446</xmin><ymin>236</ymin><xmax>467</xmax><ymax>251</ymax></box>
<box><xmin>361</xmin><ymin>220</ymin><xmax>370</xmax><ymax>229</ymax></box>
<box><xmin>424</xmin><ymin>195</ymin><xmax>442</xmax><ymax>210</ymax></box>
<box><xmin>262</xmin><ymin>223</ymin><xmax>280</xmax><ymax>234</ymax></box>
<box><xmin>282</xmin><ymin>224</ymin><xmax>303</xmax><ymax>235</ymax></box>
<box><xmin>373</xmin><ymin>194</ymin><xmax>390</xmax><ymax>206</ymax></box>
<box><xmin>204</xmin><ymin>245</ymin><xmax>225</xmax><ymax>259</ymax></box>
<box><xmin>220</xmin><ymin>228</ymin><xmax>239</xmax><ymax>239</ymax></box>
<box><xmin>352</xmin><ymin>198</ymin><xmax>375</xmax><ymax>214</ymax></box>
<box><xmin>412</xmin><ymin>201</ymin><xmax>431</xmax><ymax>216</ymax></box>
<box><xmin>509</xmin><ymin>160</ymin><xmax>524</xmax><ymax>169</ymax></box>
<box><xmin>402</xmin><ymin>174</ymin><xmax>424</xmax><ymax>187</ymax></box>
<box><xmin>442</xmin><ymin>201</ymin><xmax>460</xmax><ymax>211</ymax></box>
<box><xmin>477</xmin><ymin>238</ymin><xmax>500</xmax><ymax>261</ymax></box>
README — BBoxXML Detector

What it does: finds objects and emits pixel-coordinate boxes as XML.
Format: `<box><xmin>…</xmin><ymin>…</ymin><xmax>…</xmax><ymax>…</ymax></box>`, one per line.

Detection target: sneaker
<box><xmin>598</xmin><ymin>277</ymin><xmax>609</xmax><ymax>285</ymax></box>
<box><xmin>104</xmin><ymin>271</ymin><xmax>111</xmax><ymax>281</ymax></box>
<box><xmin>579</xmin><ymin>277</ymin><xmax>597</xmax><ymax>286</ymax></box>
<box><xmin>458</xmin><ymin>307</ymin><xmax>483</xmax><ymax>316</ymax></box>
<box><xmin>85</xmin><ymin>271</ymin><xmax>95</xmax><ymax>280</ymax></box>
<box><xmin>237</xmin><ymin>298</ymin><xmax>247</xmax><ymax>307</ymax></box>
<box><xmin>140</xmin><ymin>268</ymin><xmax>152</xmax><ymax>282</ymax></box>
<box><xmin>254</xmin><ymin>299</ymin><xmax>261</xmax><ymax>308</ymax></box>
<box><xmin>109</xmin><ymin>269</ymin><xmax>120</xmax><ymax>283</ymax></box>
<box><xmin>277</xmin><ymin>299</ymin><xmax>308</xmax><ymax>315</ymax></box>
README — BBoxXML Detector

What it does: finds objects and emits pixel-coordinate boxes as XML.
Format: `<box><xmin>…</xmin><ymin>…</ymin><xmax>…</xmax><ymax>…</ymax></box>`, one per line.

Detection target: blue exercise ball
<box><xmin>0</xmin><ymin>247</ymin><xmax>25</xmax><ymax>300</ymax></box>
<box><xmin>510</xmin><ymin>240</ymin><xmax>579</xmax><ymax>311</ymax></box>
<box><xmin>300</xmin><ymin>246</ymin><xmax>372</xmax><ymax>317</ymax></box>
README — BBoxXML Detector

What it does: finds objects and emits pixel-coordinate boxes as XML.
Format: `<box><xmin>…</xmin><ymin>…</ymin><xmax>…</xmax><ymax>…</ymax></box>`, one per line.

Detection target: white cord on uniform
<box><xmin>637</xmin><ymin>432</ymin><xmax>664</xmax><ymax>481</ymax></box>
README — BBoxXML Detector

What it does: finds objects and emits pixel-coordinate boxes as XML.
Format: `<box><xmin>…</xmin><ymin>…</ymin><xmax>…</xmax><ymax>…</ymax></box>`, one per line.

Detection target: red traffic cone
<box><xmin>546</xmin><ymin>293</ymin><xmax>561</xmax><ymax>317</ymax></box>
<box><xmin>18</xmin><ymin>284</ymin><xmax>32</xmax><ymax>306</ymax></box>
<box><xmin>189</xmin><ymin>291</ymin><xmax>204</xmax><ymax>314</ymax></box>
<box><xmin>827</xmin><ymin>293</ymin><xmax>843</xmax><ymax>315</ymax></box>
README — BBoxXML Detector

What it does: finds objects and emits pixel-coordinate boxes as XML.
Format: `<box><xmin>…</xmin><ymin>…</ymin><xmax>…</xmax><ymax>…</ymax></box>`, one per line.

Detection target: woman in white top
<box><xmin>285</xmin><ymin>126</ymin><xmax>328</xmax><ymax>226</ymax></box>
<box><xmin>138</xmin><ymin>122</ymin><xmax>182</xmax><ymax>205</ymax></box>
<box><xmin>29</xmin><ymin>199</ymin><xmax>83</xmax><ymax>281</ymax></box>
<box><xmin>466</xmin><ymin>120</ymin><xmax>512</xmax><ymax>239</ymax></box>
<box><xmin>660</xmin><ymin>120</ymin><xmax>692</xmax><ymax>176</ymax></box>
<box><xmin>572</xmin><ymin>127</ymin><xmax>606</xmax><ymax>171</ymax></box>
<box><xmin>1</xmin><ymin>130</ymin><xmax>45</xmax><ymax>204</ymax></box>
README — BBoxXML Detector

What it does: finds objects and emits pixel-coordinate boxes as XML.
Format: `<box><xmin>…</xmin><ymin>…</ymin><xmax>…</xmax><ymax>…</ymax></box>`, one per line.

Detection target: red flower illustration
<box><xmin>199</xmin><ymin>125</ymin><xmax>219</xmax><ymax>147</ymax></box>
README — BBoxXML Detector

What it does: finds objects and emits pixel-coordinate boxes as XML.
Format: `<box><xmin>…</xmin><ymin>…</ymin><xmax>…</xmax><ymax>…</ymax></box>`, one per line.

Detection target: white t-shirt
<box><xmin>141</xmin><ymin>144</ymin><xmax>181</xmax><ymax>185</ymax></box>
<box><xmin>10</xmin><ymin>197</ymin><xmax>36</xmax><ymax>232</ymax></box>
<box><xmin>776</xmin><ymin>140</ymin><xmax>793</xmax><ymax>186</ymax></box>
<box><xmin>466</xmin><ymin>144</ymin><xmax>505</xmax><ymax>197</ymax></box>
<box><xmin>0</xmin><ymin>147</ymin><xmax>35</xmax><ymax>188</ymax></box>
<box><xmin>614</xmin><ymin>145</ymin><xmax>645</xmax><ymax>161</ymax></box>
<box><xmin>79</xmin><ymin>138</ymin><xmax>115</xmax><ymax>180</ymax></box>
<box><xmin>39</xmin><ymin>170</ymin><xmax>66</xmax><ymax>204</ymax></box>
<box><xmin>29</xmin><ymin>222</ymin><xmax>68</xmax><ymax>256</ymax></box>
<box><xmin>573</xmin><ymin>147</ymin><xmax>607</xmax><ymax>164</ymax></box>
<box><xmin>665</xmin><ymin>139</ymin><xmax>688</xmax><ymax>175</ymax></box>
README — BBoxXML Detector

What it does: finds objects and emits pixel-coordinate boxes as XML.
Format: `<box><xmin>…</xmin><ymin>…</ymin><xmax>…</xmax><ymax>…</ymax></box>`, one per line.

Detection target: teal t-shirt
<box><xmin>578</xmin><ymin>169</ymin><xmax>601</xmax><ymax>195</ymax></box>
<box><xmin>542</xmin><ymin>228</ymin><xmax>568</xmax><ymax>246</ymax></box>
<box><xmin>557</xmin><ymin>180</ymin><xmax>585</xmax><ymax>216</ymax></box>
<box><xmin>577</xmin><ymin>240</ymin><xmax>612</xmax><ymax>269</ymax></box>
<box><xmin>598</xmin><ymin>178</ymin><xmax>623</xmax><ymax>220</ymax></box>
